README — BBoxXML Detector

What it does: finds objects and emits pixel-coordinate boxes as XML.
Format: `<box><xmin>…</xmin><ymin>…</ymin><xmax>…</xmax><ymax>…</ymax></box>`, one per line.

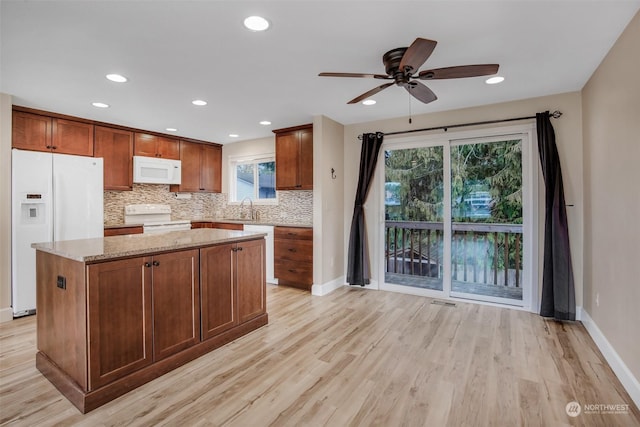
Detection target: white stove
<box><xmin>124</xmin><ymin>204</ymin><xmax>191</xmax><ymax>234</ymax></box>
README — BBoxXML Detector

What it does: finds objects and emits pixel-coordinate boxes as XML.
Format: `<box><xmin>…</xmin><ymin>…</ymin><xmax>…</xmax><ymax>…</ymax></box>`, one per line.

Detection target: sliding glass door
<box><xmin>380</xmin><ymin>129</ymin><xmax>534</xmax><ymax>308</ymax></box>
<box><xmin>384</xmin><ymin>145</ymin><xmax>444</xmax><ymax>291</ymax></box>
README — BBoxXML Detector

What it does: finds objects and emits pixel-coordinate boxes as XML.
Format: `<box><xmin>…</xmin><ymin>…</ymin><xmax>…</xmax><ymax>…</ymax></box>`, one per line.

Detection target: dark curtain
<box><xmin>537</xmin><ymin>112</ymin><xmax>575</xmax><ymax>321</ymax></box>
<box><xmin>347</xmin><ymin>132</ymin><xmax>384</xmax><ymax>286</ymax></box>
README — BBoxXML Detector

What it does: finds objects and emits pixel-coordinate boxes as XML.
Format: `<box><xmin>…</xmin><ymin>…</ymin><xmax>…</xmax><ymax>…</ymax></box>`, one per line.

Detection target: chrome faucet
<box><xmin>240</xmin><ymin>197</ymin><xmax>254</xmax><ymax>221</ymax></box>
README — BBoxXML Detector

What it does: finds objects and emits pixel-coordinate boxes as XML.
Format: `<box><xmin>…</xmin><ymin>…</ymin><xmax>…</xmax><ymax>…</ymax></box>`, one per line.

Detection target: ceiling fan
<box><xmin>319</xmin><ymin>38</ymin><xmax>499</xmax><ymax>105</ymax></box>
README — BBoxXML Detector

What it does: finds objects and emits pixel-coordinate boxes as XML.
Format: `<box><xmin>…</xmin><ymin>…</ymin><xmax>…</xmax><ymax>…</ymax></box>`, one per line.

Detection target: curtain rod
<box><xmin>357</xmin><ymin>110</ymin><xmax>562</xmax><ymax>140</ymax></box>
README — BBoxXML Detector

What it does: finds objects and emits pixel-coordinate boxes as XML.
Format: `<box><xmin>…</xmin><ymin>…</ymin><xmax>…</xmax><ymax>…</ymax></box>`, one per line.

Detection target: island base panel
<box><xmin>36</xmin><ymin>313</ymin><xmax>268</xmax><ymax>413</ymax></box>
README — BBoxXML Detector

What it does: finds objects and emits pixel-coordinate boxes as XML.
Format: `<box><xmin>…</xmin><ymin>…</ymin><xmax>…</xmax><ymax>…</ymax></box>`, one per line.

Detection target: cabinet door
<box><xmin>174</xmin><ymin>141</ymin><xmax>202</xmax><ymax>192</ymax></box>
<box><xmin>200</xmin><ymin>244</ymin><xmax>236</xmax><ymax>339</ymax></box>
<box><xmin>53</xmin><ymin>118</ymin><xmax>94</xmax><ymax>156</ymax></box>
<box><xmin>156</xmin><ymin>136</ymin><xmax>180</xmax><ymax>160</ymax></box>
<box><xmin>152</xmin><ymin>249</ymin><xmax>200</xmax><ymax>361</ymax></box>
<box><xmin>94</xmin><ymin>126</ymin><xmax>134</xmax><ymax>190</ymax></box>
<box><xmin>298</xmin><ymin>128</ymin><xmax>314</xmax><ymax>190</ymax></box>
<box><xmin>237</xmin><ymin>239</ymin><xmax>266</xmax><ymax>323</ymax></box>
<box><xmin>87</xmin><ymin>257</ymin><xmax>153</xmax><ymax>390</ymax></box>
<box><xmin>201</xmin><ymin>144</ymin><xmax>221</xmax><ymax>192</ymax></box>
<box><xmin>134</xmin><ymin>133</ymin><xmax>158</xmax><ymax>157</ymax></box>
<box><xmin>12</xmin><ymin>111</ymin><xmax>52</xmax><ymax>151</ymax></box>
<box><xmin>275</xmin><ymin>132</ymin><xmax>299</xmax><ymax>190</ymax></box>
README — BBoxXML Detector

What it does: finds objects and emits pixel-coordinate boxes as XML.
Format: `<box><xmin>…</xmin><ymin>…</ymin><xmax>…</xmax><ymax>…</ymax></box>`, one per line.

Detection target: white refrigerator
<box><xmin>11</xmin><ymin>149</ymin><xmax>104</xmax><ymax>317</ymax></box>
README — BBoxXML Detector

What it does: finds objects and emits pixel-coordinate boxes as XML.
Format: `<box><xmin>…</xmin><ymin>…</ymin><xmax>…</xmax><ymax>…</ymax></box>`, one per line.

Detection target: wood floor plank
<box><xmin>1</xmin><ymin>284</ymin><xmax>639</xmax><ymax>426</ymax></box>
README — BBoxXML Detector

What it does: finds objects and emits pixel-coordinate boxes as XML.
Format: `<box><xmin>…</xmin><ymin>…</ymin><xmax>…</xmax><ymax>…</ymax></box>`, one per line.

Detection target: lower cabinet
<box><xmin>37</xmin><ymin>237</ymin><xmax>267</xmax><ymax>412</ymax></box>
<box><xmin>274</xmin><ymin>226</ymin><xmax>313</xmax><ymax>290</ymax></box>
<box><xmin>86</xmin><ymin>249</ymin><xmax>200</xmax><ymax>389</ymax></box>
<box><xmin>151</xmin><ymin>250</ymin><xmax>200</xmax><ymax>361</ymax></box>
<box><xmin>87</xmin><ymin>256</ymin><xmax>153</xmax><ymax>390</ymax></box>
<box><xmin>201</xmin><ymin>239</ymin><xmax>265</xmax><ymax>340</ymax></box>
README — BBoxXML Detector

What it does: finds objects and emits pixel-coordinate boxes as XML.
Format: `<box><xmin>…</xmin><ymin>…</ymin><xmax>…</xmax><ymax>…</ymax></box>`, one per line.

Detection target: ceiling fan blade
<box><xmin>319</xmin><ymin>72</ymin><xmax>391</xmax><ymax>79</ymax></box>
<box><xmin>405</xmin><ymin>81</ymin><xmax>437</xmax><ymax>104</ymax></box>
<box><xmin>347</xmin><ymin>82</ymin><xmax>394</xmax><ymax>104</ymax></box>
<box><xmin>418</xmin><ymin>64</ymin><xmax>499</xmax><ymax>80</ymax></box>
<box><xmin>398</xmin><ymin>38</ymin><xmax>437</xmax><ymax>75</ymax></box>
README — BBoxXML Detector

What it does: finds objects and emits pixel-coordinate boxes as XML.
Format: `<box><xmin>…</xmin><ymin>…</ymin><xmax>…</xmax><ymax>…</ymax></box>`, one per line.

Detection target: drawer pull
<box><xmin>288</xmin><ymin>248</ymin><xmax>297</xmax><ymax>253</ymax></box>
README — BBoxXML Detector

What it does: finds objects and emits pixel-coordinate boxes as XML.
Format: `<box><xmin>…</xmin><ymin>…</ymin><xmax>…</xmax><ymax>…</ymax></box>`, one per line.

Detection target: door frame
<box><xmin>373</xmin><ymin>123</ymin><xmax>539</xmax><ymax>312</ymax></box>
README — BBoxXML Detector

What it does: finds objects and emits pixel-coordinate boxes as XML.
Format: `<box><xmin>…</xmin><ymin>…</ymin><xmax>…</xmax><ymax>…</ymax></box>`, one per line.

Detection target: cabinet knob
<box><xmin>52</xmin><ymin>146</ymin><xmax>57</xmax><ymax>149</ymax></box>
<box><xmin>46</xmin><ymin>145</ymin><xmax>51</xmax><ymax>149</ymax></box>
<box><xmin>237</xmin><ymin>247</ymin><xmax>243</xmax><ymax>251</ymax></box>
<box><xmin>152</xmin><ymin>260</ymin><xmax>160</xmax><ymax>266</ymax></box>
<box><xmin>144</xmin><ymin>262</ymin><xmax>151</xmax><ymax>268</ymax></box>
<box><xmin>288</xmin><ymin>248</ymin><xmax>297</xmax><ymax>253</ymax></box>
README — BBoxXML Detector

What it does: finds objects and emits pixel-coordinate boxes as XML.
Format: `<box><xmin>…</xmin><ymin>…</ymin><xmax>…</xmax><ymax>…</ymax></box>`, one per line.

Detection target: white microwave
<box><xmin>133</xmin><ymin>156</ymin><xmax>182</xmax><ymax>185</ymax></box>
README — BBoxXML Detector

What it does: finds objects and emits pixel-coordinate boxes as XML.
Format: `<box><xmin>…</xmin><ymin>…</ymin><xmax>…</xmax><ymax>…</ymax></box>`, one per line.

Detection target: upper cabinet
<box><xmin>170</xmin><ymin>141</ymin><xmax>221</xmax><ymax>193</ymax></box>
<box><xmin>12</xmin><ymin>111</ymin><xmax>94</xmax><ymax>156</ymax></box>
<box><xmin>273</xmin><ymin>124</ymin><xmax>313</xmax><ymax>190</ymax></box>
<box><xmin>134</xmin><ymin>133</ymin><xmax>180</xmax><ymax>160</ymax></box>
<box><xmin>94</xmin><ymin>126</ymin><xmax>134</xmax><ymax>191</ymax></box>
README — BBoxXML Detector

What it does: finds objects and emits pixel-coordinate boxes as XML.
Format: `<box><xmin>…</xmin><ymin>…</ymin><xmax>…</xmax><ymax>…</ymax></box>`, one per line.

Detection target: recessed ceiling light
<box><xmin>166</xmin><ymin>127</ymin><xmax>178</xmax><ymax>132</ymax></box>
<box><xmin>106</xmin><ymin>73</ymin><xmax>127</xmax><ymax>83</ymax></box>
<box><xmin>362</xmin><ymin>99</ymin><xmax>376</xmax><ymax>106</ymax></box>
<box><xmin>192</xmin><ymin>99</ymin><xmax>207</xmax><ymax>106</ymax></box>
<box><xmin>259</xmin><ymin>120</ymin><xmax>271</xmax><ymax>125</ymax></box>
<box><xmin>244</xmin><ymin>16</ymin><xmax>270</xmax><ymax>31</ymax></box>
<box><xmin>92</xmin><ymin>102</ymin><xmax>109</xmax><ymax>108</ymax></box>
<box><xmin>229</xmin><ymin>134</ymin><xmax>239</xmax><ymax>138</ymax></box>
<box><xmin>485</xmin><ymin>76</ymin><xmax>505</xmax><ymax>85</ymax></box>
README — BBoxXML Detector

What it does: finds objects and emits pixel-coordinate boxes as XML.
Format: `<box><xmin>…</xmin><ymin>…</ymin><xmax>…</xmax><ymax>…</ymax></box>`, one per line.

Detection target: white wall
<box><xmin>582</xmin><ymin>11</ymin><xmax>640</xmax><ymax>394</ymax></box>
<box><xmin>0</xmin><ymin>93</ymin><xmax>13</xmax><ymax>322</ymax></box>
<box><xmin>312</xmin><ymin>115</ymin><xmax>345</xmax><ymax>294</ymax></box>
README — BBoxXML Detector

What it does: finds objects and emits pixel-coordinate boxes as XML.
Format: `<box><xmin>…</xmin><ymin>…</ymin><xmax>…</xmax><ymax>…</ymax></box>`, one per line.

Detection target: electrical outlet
<box><xmin>57</xmin><ymin>275</ymin><xmax>66</xmax><ymax>290</ymax></box>
<box><xmin>595</xmin><ymin>292</ymin><xmax>600</xmax><ymax>307</ymax></box>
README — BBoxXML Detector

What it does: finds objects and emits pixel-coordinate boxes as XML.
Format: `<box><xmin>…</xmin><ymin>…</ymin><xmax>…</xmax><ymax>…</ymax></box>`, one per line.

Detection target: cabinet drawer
<box><xmin>274</xmin><ymin>226</ymin><xmax>312</xmax><ymax>240</ymax></box>
<box><xmin>275</xmin><ymin>260</ymin><xmax>313</xmax><ymax>287</ymax></box>
<box><xmin>210</xmin><ymin>222</ymin><xmax>244</xmax><ymax>231</ymax></box>
<box><xmin>104</xmin><ymin>226</ymin><xmax>143</xmax><ymax>237</ymax></box>
<box><xmin>274</xmin><ymin>239</ymin><xmax>312</xmax><ymax>262</ymax></box>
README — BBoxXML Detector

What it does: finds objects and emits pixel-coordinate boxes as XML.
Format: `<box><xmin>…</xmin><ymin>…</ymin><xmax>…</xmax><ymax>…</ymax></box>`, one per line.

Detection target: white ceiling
<box><xmin>1</xmin><ymin>1</ymin><xmax>638</xmax><ymax>144</ymax></box>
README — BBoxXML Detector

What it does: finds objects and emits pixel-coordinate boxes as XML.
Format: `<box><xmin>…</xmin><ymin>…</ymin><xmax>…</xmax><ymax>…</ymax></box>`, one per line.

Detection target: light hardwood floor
<box><xmin>1</xmin><ymin>285</ymin><xmax>638</xmax><ymax>426</ymax></box>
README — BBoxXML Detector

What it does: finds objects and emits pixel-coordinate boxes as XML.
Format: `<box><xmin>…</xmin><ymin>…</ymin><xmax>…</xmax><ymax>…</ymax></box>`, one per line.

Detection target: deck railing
<box><xmin>385</xmin><ymin>221</ymin><xmax>523</xmax><ymax>287</ymax></box>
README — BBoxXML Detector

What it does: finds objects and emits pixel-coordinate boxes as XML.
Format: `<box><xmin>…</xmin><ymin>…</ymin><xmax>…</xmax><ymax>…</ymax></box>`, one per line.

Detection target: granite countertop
<box><xmin>104</xmin><ymin>219</ymin><xmax>313</xmax><ymax>229</ymax></box>
<box><xmin>32</xmin><ymin>229</ymin><xmax>267</xmax><ymax>263</ymax></box>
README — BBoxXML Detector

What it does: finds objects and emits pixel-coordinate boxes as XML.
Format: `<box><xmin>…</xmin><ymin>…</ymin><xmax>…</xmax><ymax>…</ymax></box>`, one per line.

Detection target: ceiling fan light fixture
<box><xmin>106</xmin><ymin>73</ymin><xmax>127</xmax><ymax>83</ymax></box>
<box><xmin>485</xmin><ymin>76</ymin><xmax>505</xmax><ymax>84</ymax></box>
<box><xmin>244</xmin><ymin>16</ymin><xmax>270</xmax><ymax>32</ymax></box>
<box><xmin>362</xmin><ymin>99</ymin><xmax>376</xmax><ymax>106</ymax></box>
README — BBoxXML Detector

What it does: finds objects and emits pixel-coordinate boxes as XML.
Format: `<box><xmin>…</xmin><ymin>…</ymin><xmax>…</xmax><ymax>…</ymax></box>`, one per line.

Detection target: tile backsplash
<box><xmin>104</xmin><ymin>184</ymin><xmax>313</xmax><ymax>225</ymax></box>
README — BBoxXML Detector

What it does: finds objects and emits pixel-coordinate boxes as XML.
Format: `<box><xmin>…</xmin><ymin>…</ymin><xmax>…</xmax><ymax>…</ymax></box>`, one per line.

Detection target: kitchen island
<box><xmin>32</xmin><ymin>229</ymin><xmax>268</xmax><ymax>413</ymax></box>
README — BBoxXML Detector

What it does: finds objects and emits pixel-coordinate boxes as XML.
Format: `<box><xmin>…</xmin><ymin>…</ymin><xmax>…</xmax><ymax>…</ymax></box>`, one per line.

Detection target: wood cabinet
<box><xmin>150</xmin><ymin>250</ymin><xmax>200</xmax><ymax>361</ymax></box>
<box><xmin>201</xmin><ymin>239</ymin><xmax>265</xmax><ymax>340</ymax></box>
<box><xmin>35</xmin><ymin>235</ymin><xmax>267</xmax><ymax>413</ymax></box>
<box><xmin>87</xmin><ymin>257</ymin><xmax>153</xmax><ymax>389</ymax></box>
<box><xmin>274</xmin><ymin>124</ymin><xmax>313</xmax><ymax>190</ymax></box>
<box><xmin>12</xmin><ymin>111</ymin><xmax>94</xmax><ymax>156</ymax></box>
<box><xmin>86</xmin><ymin>249</ymin><xmax>199</xmax><ymax>388</ymax></box>
<box><xmin>104</xmin><ymin>225</ymin><xmax>143</xmax><ymax>237</ymax></box>
<box><xmin>134</xmin><ymin>133</ymin><xmax>180</xmax><ymax>159</ymax></box>
<box><xmin>274</xmin><ymin>226</ymin><xmax>313</xmax><ymax>290</ymax></box>
<box><xmin>94</xmin><ymin>126</ymin><xmax>134</xmax><ymax>191</ymax></box>
<box><xmin>170</xmin><ymin>141</ymin><xmax>221</xmax><ymax>193</ymax></box>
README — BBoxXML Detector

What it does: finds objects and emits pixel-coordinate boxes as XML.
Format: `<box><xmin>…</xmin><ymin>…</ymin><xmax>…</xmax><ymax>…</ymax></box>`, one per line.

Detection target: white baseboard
<box><xmin>580</xmin><ymin>308</ymin><xmax>640</xmax><ymax>409</ymax></box>
<box><xmin>0</xmin><ymin>307</ymin><xmax>13</xmax><ymax>323</ymax></box>
<box><xmin>311</xmin><ymin>276</ymin><xmax>345</xmax><ymax>296</ymax></box>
